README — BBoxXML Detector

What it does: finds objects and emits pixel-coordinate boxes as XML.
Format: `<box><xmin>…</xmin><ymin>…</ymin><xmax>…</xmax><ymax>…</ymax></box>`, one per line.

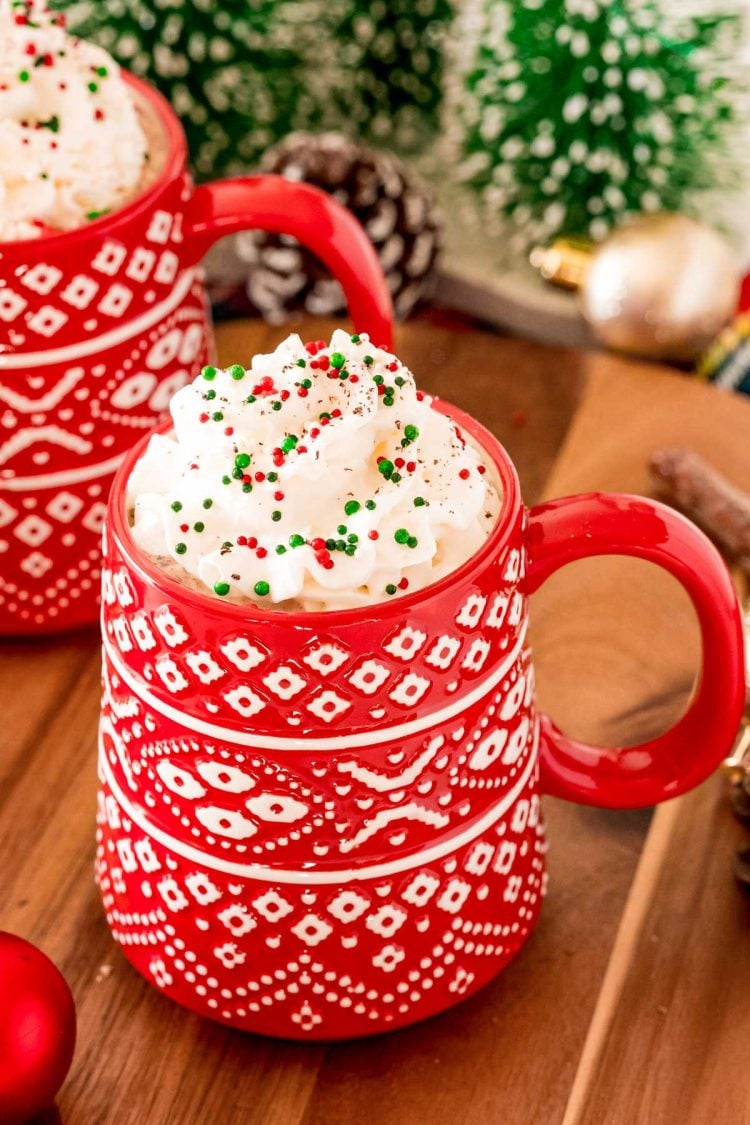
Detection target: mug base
<box><xmin>106</xmin><ymin>894</ymin><xmax>544</xmax><ymax>1042</ymax></box>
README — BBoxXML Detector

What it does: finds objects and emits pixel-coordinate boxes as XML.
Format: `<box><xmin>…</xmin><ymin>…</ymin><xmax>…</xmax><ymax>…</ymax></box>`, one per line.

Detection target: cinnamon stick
<box><xmin>649</xmin><ymin>448</ymin><xmax>750</xmax><ymax>572</ymax></box>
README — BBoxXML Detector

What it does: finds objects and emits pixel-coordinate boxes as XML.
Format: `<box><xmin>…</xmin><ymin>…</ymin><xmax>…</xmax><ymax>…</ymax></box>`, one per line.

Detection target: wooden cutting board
<box><xmin>1</xmin><ymin>314</ymin><xmax>749</xmax><ymax>1125</ymax></box>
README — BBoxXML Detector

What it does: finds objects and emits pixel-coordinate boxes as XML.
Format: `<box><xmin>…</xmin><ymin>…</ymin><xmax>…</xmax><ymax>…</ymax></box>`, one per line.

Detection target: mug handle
<box><xmin>183</xmin><ymin>175</ymin><xmax>393</xmax><ymax>348</ymax></box>
<box><xmin>524</xmin><ymin>492</ymin><xmax>746</xmax><ymax>808</ymax></box>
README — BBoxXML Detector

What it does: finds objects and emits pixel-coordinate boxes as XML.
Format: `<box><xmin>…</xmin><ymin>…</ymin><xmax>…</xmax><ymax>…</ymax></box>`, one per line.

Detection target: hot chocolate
<box><xmin>0</xmin><ymin>0</ymin><xmax>162</xmax><ymax>240</ymax></box>
<box><xmin>127</xmin><ymin>330</ymin><xmax>501</xmax><ymax>612</ymax></box>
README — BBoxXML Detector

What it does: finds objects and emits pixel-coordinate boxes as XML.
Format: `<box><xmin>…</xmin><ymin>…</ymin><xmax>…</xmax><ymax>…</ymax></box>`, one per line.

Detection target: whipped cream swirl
<box><xmin>128</xmin><ymin>330</ymin><xmax>501</xmax><ymax>611</ymax></box>
<box><xmin>0</xmin><ymin>0</ymin><xmax>148</xmax><ymax>240</ymax></box>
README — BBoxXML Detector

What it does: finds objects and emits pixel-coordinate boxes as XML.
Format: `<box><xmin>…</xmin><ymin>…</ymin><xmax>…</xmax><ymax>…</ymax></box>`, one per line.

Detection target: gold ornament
<box><xmin>579</xmin><ymin>213</ymin><xmax>740</xmax><ymax>363</ymax></box>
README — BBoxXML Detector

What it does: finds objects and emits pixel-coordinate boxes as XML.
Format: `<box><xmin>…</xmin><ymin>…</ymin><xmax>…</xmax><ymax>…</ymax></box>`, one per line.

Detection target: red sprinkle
<box><xmin>406</xmin><ymin>461</ymin><xmax>416</xmax><ymax>473</ymax></box>
<box><xmin>224</xmin><ymin>426</ymin><xmax>234</xmax><ymax>436</ymax></box>
<box><xmin>256</xmin><ymin>547</ymin><xmax>268</xmax><ymax>559</ymax></box>
<box><xmin>199</xmin><ymin>412</ymin><xmax>209</xmax><ymax>423</ymax></box>
<box><xmin>310</xmin><ymin>427</ymin><xmax>320</xmax><ymax>438</ymax></box>
<box><xmin>179</xmin><ymin>524</ymin><xmax>188</xmax><ymax>533</ymax></box>
<box><xmin>298</xmin><ymin>388</ymin><xmax>308</xmax><ymax>398</ymax></box>
<box><xmin>296</xmin><ymin>445</ymin><xmax>307</xmax><ymax>454</ymax></box>
<box><xmin>242</xmin><ymin>474</ymin><xmax>252</xmax><ymax>484</ymax></box>
<box><xmin>331</xmin><ymin>409</ymin><xmax>342</xmax><ymax>419</ymax></box>
<box><xmin>320</xmin><ymin>416</ymin><xmax>330</xmax><ymax>427</ymax></box>
<box><xmin>416</xmin><ymin>391</ymin><xmax>425</xmax><ymax>402</ymax></box>
<box><xmin>394</xmin><ymin>457</ymin><xmax>405</xmax><ymax>469</ymax></box>
<box><xmin>368</xmin><ymin>530</ymin><xmax>379</xmax><ymax>540</ymax></box>
<box><xmin>237</xmin><ymin>535</ymin><xmax>247</xmax><ymax>546</ymax></box>
<box><xmin>273</xmin><ymin>490</ymin><xmax>284</xmax><ymax>501</ymax></box>
<box><xmin>477</xmin><ymin>464</ymin><xmax>486</xmax><ymax>475</ymax></box>
<box><xmin>280</xmin><ymin>390</ymin><xmax>290</xmax><ymax>401</ymax></box>
<box><xmin>398</xmin><ymin>578</ymin><xmax>409</xmax><ymax>590</ymax></box>
<box><xmin>377</xmin><ymin>384</ymin><xmax>385</xmax><ymax>396</ymax></box>
<box><xmin>247</xmin><ymin>537</ymin><xmax>258</xmax><ymax>549</ymax></box>
<box><xmin>349</xmin><ymin>374</ymin><xmax>359</xmax><ymax>383</ymax></box>
<box><xmin>386</xmin><ymin>361</ymin><xmax>399</xmax><ymax>372</ymax></box>
<box><xmin>311</xmin><ymin>538</ymin><xmax>326</xmax><ymax>551</ymax></box>
<box><xmin>317</xmin><ymin>355</ymin><xmax>330</xmax><ymax>371</ymax></box>
<box><xmin>459</xmin><ymin>468</ymin><xmax>470</xmax><ymax>480</ymax></box>
<box><xmin>254</xmin><ymin>471</ymin><xmax>265</xmax><ymax>482</ymax></box>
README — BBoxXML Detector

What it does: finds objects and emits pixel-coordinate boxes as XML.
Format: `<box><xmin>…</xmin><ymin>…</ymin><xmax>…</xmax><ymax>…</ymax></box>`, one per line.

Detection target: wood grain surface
<box><xmin>1</xmin><ymin>316</ymin><xmax>748</xmax><ymax>1125</ymax></box>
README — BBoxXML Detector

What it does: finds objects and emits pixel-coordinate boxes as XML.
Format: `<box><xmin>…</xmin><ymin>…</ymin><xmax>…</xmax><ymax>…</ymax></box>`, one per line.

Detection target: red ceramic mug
<box><xmin>0</xmin><ymin>73</ymin><xmax>392</xmax><ymax>636</ymax></box>
<box><xmin>97</xmin><ymin>402</ymin><xmax>745</xmax><ymax>1040</ymax></box>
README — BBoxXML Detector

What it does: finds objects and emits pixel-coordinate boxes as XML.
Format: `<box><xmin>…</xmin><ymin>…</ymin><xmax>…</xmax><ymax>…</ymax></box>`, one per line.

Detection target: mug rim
<box><xmin>109</xmin><ymin>401</ymin><xmax>522</xmax><ymax>628</ymax></box>
<box><xmin>0</xmin><ymin>71</ymin><xmax>187</xmax><ymax>251</ymax></box>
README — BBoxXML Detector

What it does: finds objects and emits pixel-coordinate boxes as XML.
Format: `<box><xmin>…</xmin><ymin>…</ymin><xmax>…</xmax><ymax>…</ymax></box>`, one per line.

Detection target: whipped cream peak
<box><xmin>0</xmin><ymin>0</ymin><xmax>149</xmax><ymax>240</ymax></box>
<box><xmin>128</xmin><ymin>330</ymin><xmax>500</xmax><ymax>611</ymax></box>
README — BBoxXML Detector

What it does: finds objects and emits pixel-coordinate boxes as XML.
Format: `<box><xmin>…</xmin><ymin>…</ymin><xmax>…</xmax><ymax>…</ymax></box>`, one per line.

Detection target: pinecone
<box><xmin>214</xmin><ymin>133</ymin><xmax>441</xmax><ymax>323</ymax></box>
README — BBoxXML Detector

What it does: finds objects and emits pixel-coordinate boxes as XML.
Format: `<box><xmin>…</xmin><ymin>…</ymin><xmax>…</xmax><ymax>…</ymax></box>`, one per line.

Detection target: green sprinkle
<box><xmin>351</xmin><ymin>334</ymin><xmax>361</xmax><ymax>343</ymax></box>
<box><xmin>345</xmin><ymin>544</ymin><xmax>356</xmax><ymax>556</ymax></box>
<box><xmin>95</xmin><ymin>65</ymin><xmax>109</xmax><ymax>77</ymax></box>
<box><xmin>326</xmin><ymin>538</ymin><xmax>337</xmax><ymax>551</ymax></box>
<box><xmin>281</xmin><ymin>435</ymin><xmax>298</xmax><ymax>454</ymax></box>
<box><xmin>300</xmin><ymin>378</ymin><xmax>312</xmax><ymax>389</ymax></box>
<box><xmin>414</xmin><ymin>496</ymin><xmax>426</xmax><ymax>507</ymax></box>
<box><xmin>276</xmin><ymin>545</ymin><xmax>287</xmax><ymax>555</ymax></box>
<box><xmin>203</xmin><ymin>498</ymin><xmax>213</xmax><ymax>509</ymax></box>
<box><xmin>271</xmin><ymin>510</ymin><xmax>282</xmax><ymax>522</ymax></box>
<box><xmin>378</xmin><ymin>459</ymin><xmax>394</xmax><ymax>477</ymax></box>
<box><xmin>395</xmin><ymin>376</ymin><xmax>405</xmax><ymax>387</ymax></box>
<box><xmin>404</xmin><ymin>424</ymin><xmax>419</xmax><ymax>441</ymax></box>
<box><xmin>229</xmin><ymin>364</ymin><xmax>245</xmax><ymax>381</ymax></box>
<box><xmin>222</xmin><ymin>541</ymin><xmax>232</xmax><ymax>549</ymax></box>
<box><xmin>364</xmin><ymin>355</ymin><xmax>374</xmax><ymax>366</ymax></box>
<box><xmin>383</xmin><ymin>396</ymin><xmax>395</xmax><ymax>407</ymax></box>
<box><xmin>391</xmin><ymin>472</ymin><xmax>402</xmax><ymax>483</ymax></box>
<box><xmin>289</xmin><ymin>533</ymin><xmax>305</xmax><ymax>548</ymax></box>
<box><xmin>245</xmin><ymin>395</ymin><xmax>256</xmax><ymax>404</ymax></box>
<box><xmin>373</xmin><ymin>374</ymin><xmax>384</xmax><ymax>385</ymax></box>
<box><xmin>193</xmin><ymin>521</ymin><xmax>205</xmax><ymax>533</ymax></box>
<box><xmin>336</xmin><ymin>538</ymin><xmax>347</xmax><ymax>551</ymax></box>
<box><xmin>339</xmin><ymin>370</ymin><xmax>348</xmax><ymax>380</ymax></box>
<box><xmin>266</xmin><ymin>471</ymin><xmax>278</xmax><ymax>483</ymax></box>
<box><xmin>170</xmin><ymin>501</ymin><xmax>182</xmax><ymax>512</ymax></box>
<box><xmin>385</xmin><ymin>583</ymin><xmax>397</xmax><ymax>596</ymax></box>
<box><xmin>39</xmin><ymin>115</ymin><xmax>60</xmax><ymax>133</ymax></box>
<box><xmin>407</xmin><ymin>536</ymin><xmax>418</xmax><ymax>548</ymax></box>
<box><xmin>235</xmin><ymin>452</ymin><xmax>251</xmax><ymax>469</ymax></box>
<box><xmin>254</xmin><ymin>580</ymin><xmax>270</xmax><ymax>597</ymax></box>
<box><xmin>175</xmin><ymin>543</ymin><xmax>187</xmax><ymax>555</ymax></box>
<box><xmin>242</xmin><ymin>483</ymin><xmax>253</xmax><ymax>493</ymax></box>
<box><xmin>18</xmin><ymin>70</ymin><xmax>30</xmax><ymax>83</ymax></box>
<box><xmin>330</xmin><ymin>351</ymin><xmax>345</xmax><ymax>369</ymax></box>
<box><xmin>88</xmin><ymin>81</ymin><xmax>98</xmax><ymax>93</ymax></box>
<box><xmin>212</xmin><ymin>411</ymin><xmax>224</xmax><ymax>422</ymax></box>
<box><xmin>232</xmin><ymin>467</ymin><xmax>244</xmax><ymax>480</ymax></box>
<box><xmin>337</xmin><ymin>524</ymin><xmax>347</xmax><ymax>535</ymax></box>
<box><xmin>222</xmin><ymin>475</ymin><xmax>231</xmax><ymax>485</ymax></box>
<box><xmin>347</xmin><ymin>533</ymin><xmax>358</xmax><ymax>544</ymax></box>
<box><xmin>296</xmin><ymin>358</ymin><xmax>307</xmax><ymax>367</ymax></box>
<box><xmin>86</xmin><ymin>208</ymin><xmax>109</xmax><ymax>220</ymax></box>
<box><xmin>365</xmin><ymin>499</ymin><xmax>376</xmax><ymax>511</ymax></box>
<box><xmin>271</xmin><ymin>401</ymin><xmax>282</xmax><ymax>411</ymax></box>
<box><xmin>214</xmin><ymin>582</ymin><xmax>231</xmax><ymax>596</ymax></box>
<box><xmin>205</xmin><ymin>389</ymin><xmax>216</xmax><ymax>400</ymax></box>
<box><xmin>394</xmin><ymin>528</ymin><xmax>410</xmax><ymax>544</ymax></box>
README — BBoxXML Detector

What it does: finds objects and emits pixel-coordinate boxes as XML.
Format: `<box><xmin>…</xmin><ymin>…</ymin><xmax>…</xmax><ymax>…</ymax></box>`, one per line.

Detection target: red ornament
<box><xmin>739</xmin><ymin>272</ymin><xmax>750</xmax><ymax>313</ymax></box>
<box><xmin>0</xmin><ymin>933</ymin><xmax>76</xmax><ymax>1123</ymax></box>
